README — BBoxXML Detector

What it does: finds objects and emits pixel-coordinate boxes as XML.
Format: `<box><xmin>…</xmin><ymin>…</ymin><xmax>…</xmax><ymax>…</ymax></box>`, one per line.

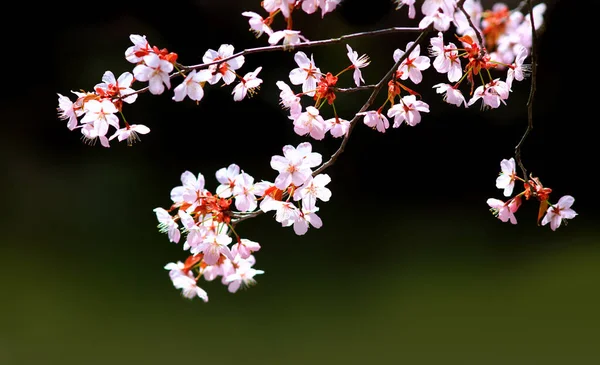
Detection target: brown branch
<box><xmin>122</xmin><ymin>27</ymin><xmax>424</xmax><ymax>99</ymax></box>
<box><xmin>456</xmin><ymin>0</ymin><xmax>485</xmax><ymax>57</ymax></box>
<box><xmin>231</xmin><ymin>28</ymin><xmax>432</xmax><ymax>225</ymax></box>
<box><xmin>514</xmin><ymin>0</ymin><xmax>538</xmax><ymax>180</ymax></box>
<box><xmin>332</xmin><ymin>85</ymin><xmax>377</xmax><ymax>93</ymax></box>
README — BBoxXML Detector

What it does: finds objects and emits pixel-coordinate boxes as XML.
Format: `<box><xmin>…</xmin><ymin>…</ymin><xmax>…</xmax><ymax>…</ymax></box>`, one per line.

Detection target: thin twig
<box><xmin>123</xmin><ymin>27</ymin><xmax>424</xmax><ymax>99</ymax></box>
<box><xmin>231</xmin><ymin>28</ymin><xmax>431</xmax><ymax>225</ymax></box>
<box><xmin>514</xmin><ymin>0</ymin><xmax>538</xmax><ymax>180</ymax></box>
<box><xmin>456</xmin><ymin>0</ymin><xmax>485</xmax><ymax>57</ymax></box>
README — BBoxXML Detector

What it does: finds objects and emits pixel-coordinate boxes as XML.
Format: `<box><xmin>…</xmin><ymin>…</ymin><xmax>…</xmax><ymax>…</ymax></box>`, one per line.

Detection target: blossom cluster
<box><xmin>156</xmin><ymin>141</ymin><xmax>331</xmax><ymax>301</ymax></box>
<box><xmin>56</xmin><ymin>0</ymin><xmax>577</xmax><ymax>302</ymax></box>
<box><xmin>487</xmin><ymin>157</ymin><xmax>577</xmax><ymax>230</ymax></box>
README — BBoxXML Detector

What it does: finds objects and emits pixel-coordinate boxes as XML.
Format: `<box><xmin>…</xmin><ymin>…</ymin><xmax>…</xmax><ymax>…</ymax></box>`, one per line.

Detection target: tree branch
<box><xmin>123</xmin><ymin>27</ymin><xmax>424</xmax><ymax>99</ymax></box>
<box><xmin>514</xmin><ymin>0</ymin><xmax>538</xmax><ymax>180</ymax></box>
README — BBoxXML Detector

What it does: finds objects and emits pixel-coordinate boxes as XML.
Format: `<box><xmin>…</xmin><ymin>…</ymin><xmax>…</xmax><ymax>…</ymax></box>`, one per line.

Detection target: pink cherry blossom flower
<box><xmin>289</xmin><ymin>51</ymin><xmax>321</xmax><ymax>97</ymax></box>
<box><xmin>293</xmin><ymin>106</ymin><xmax>326</xmax><ymax>140</ymax></box>
<box><xmin>419</xmin><ymin>10</ymin><xmax>453</xmax><ymax>31</ymax></box>
<box><xmin>506</xmin><ymin>45</ymin><xmax>530</xmax><ymax>89</ymax></box>
<box><xmin>268</xmin><ymin>30</ymin><xmax>306</xmax><ymax>48</ymax></box>
<box><xmin>170</xmin><ymin>273</ymin><xmax>209</xmax><ymax>302</ymax></box>
<box><xmin>541</xmin><ymin>195</ymin><xmax>578</xmax><ymax>231</ymax></box>
<box><xmin>57</xmin><ymin>93</ymin><xmax>83</xmax><ymax>130</ymax></box>
<box><xmin>94</xmin><ymin>71</ymin><xmax>138</xmax><ymax>104</ymax></box>
<box><xmin>486</xmin><ymin>198</ymin><xmax>518</xmax><ymax>224</ymax></box>
<box><xmin>270</xmin><ymin>142</ymin><xmax>322</xmax><ymax>189</ymax></box>
<box><xmin>224</xmin><ymin>257</ymin><xmax>264</xmax><ymax>293</ymax></box>
<box><xmin>232</xmin><ymin>172</ymin><xmax>258</xmax><ymax>212</ymax></box>
<box><xmin>260</xmin><ymin>197</ymin><xmax>300</xmax><ymax>227</ymax></box>
<box><xmin>241</xmin><ymin>11</ymin><xmax>273</xmax><ymax>37</ymax></box>
<box><xmin>387</xmin><ymin>95</ymin><xmax>430</xmax><ymax>127</ymax></box>
<box><xmin>262</xmin><ymin>0</ymin><xmax>294</xmax><ymax>19</ymax></box>
<box><xmin>421</xmin><ymin>0</ymin><xmax>456</xmax><ymax>16</ymax></box>
<box><xmin>293</xmin><ymin>173</ymin><xmax>332</xmax><ymax>209</ymax></box>
<box><xmin>432</xmin><ymin>83</ymin><xmax>466</xmax><ymax>107</ymax></box>
<box><xmin>79</xmin><ymin>99</ymin><xmax>121</xmax><ymax>141</ymax></box>
<box><xmin>232</xmin><ymin>67</ymin><xmax>263</xmax><ymax>101</ymax></box>
<box><xmin>202</xmin><ymin>44</ymin><xmax>245</xmax><ymax>85</ymax></box>
<box><xmin>496</xmin><ymin>157</ymin><xmax>517</xmax><ymax>197</ymax></box>
<box><xmin>109</xmin><ymin>124</ymin><xmax>150</xmax><ymax>146</ymax></box>
<box><xmin>79</xmin><ymin>123</ymin><xmax>110</xmax><ymax>148</ymax></box>
<box><xmin>292</xmin><ymin>200</ymin><xmax>323</xmax><ymax>235</ymax></box>
<box><xmin>215</xmin><ymin>163</ymin><xmax>241</xmax><ymax>198</ymax></box>
<box><xmin>154</xmin><ymin>207</ymin><xmax>181</xmax><ymax>243</ymax></box>
<box><xmin>395</xmin><ymin>0</ymin><xmax>416</xmax><ymax>19</ymax></box>
<box><xmin>429</xmin><ymin>33</ymin><xmax>462</xmax><ymax>82</ymax></box>
<box><xmin>125</xmin><ymin>34</ymin><xmax>151</xmax><ymax>64</ymax></box>
<box><xmin>172</xmin><ymin>69</ymin><xmax>212</xmax><ymax>102</ymax></box>
<box><xmin>393</xmin><ymin>42</ymin><xmax>431</xmax><ymax>84</ymax></box>
<box><xmin>132</xmin><ymin>53</ymin><xmax>173</xmax><ymax>95</ymax></box>
<box><xmin>195</xmin><ymin>231</ymin><xmax>234</xmax><ymax>265</ymax></box>
<box><xmin>231</xmin><ymin>238</ymin><xmax>261</xmax><ymax>259</ymax></box>
<box><xmin>468</xmin><ymin>79</ymin><xmax>510</xmax><ymax>109</ymax></box>
<box><xmin>359</xmin><ymin>110</ymin><xmax>389</xmax><ymax>133</ymax></box>
<box><xmin>317</xmin><ymin>0</ymin><xmax>342</xmax><ymax>17</ymax></box>
<box><xmin>324</xmin><ymin>116</ymin><xmax>350</xmax><ymax>138</ymax></box>
<box><xmin>346</xmin><ymin>44</ymin><xmax>370</xmax><ymax>87</ymax></box>
<box><xmin>170</xmin><ymin>171</ymin><xmax>207</xmax><ymax>208</ymax></box>
<box><xmin>276</xmin><ymin>81</ymin><xmax>302</xmax><ymax>119</ymax></box>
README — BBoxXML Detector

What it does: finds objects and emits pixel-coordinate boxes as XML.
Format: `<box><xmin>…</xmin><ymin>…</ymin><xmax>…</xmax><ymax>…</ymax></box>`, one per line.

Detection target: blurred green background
<box><xmin>2</xmin><ymin>0</ymin><xmax>597</xmax><ymax>364</ymax></box>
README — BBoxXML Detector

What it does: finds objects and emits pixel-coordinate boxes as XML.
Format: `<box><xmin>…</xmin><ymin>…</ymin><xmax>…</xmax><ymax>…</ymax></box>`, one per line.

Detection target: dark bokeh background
<box><xmin>2</xmin><ymin>0</ymin><xmax>597</xmax><ymax>364</ymax></box>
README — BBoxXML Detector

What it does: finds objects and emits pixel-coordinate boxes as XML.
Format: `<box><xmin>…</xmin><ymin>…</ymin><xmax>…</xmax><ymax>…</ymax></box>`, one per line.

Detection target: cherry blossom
<box><xmin>57</xmin><ymin>93</ymin><xmax>83</xmax><ymax>130</ymax></box>
<box><xmin>393</xmin><ymin>42</ymin><xmax>431</xmax><ymax>84</ymax></box>
<box><xmin>232</xmin><ymin>172</ymin><xmax>259</xmax><ymax>212</ymax></box>
<box><xmin>270</xmin><ymin>142</ymin><xmax>322</xmax><ymax>190</ymax></box>
<box><xmin>496</xmin><ymin>157</ymin><xmax>517</xmax><ymax>197</ymax></box>
<box><xmin>231</xmin><ymin>238</ymin><xmax>261</xmax><ymax>260</ymax></box>
<box><xmin>293</xmin><ymin>106</ymin><xmax>327</xmax><ymax>140</ymax></box>
<box><xmin>432</xmin><ymin>83</ymin><xmax>466</xmax><ymax>107</ymax></box>
<box><xmin>292</xmin><ymin>200</ymin><xmax>323</xmax><ymax>235</ymax></box>
<box><xmin>346</xmin><ymin>44</ymin><xmax>370</xmax><ymax>87</ymax></box>
<box><xmin>541</xmin><ymin>195</ymin><xmax>578</xmax><ymax>231</ymax></box>
<box><xmin>109</xmin><ymin>124</ymin><xmax>150</xmax><ymax>146</ymax></box>
<box><xmin>94</xmin><ymin>71</ymin><xmax>138</xmax><ymax>104</ymax></box>
<box><xmin>276</xmin><ymin>81</ymin><xmax>302</xmax><ymax>119</ymax></box>
<box><xmin>268</xmin><ymin>30</ymin><xmax>306</xmax><ymax>48</ymax></box>
<box><xmin>387</xmin><ymin>95</ymin><xmax>430</xmax><ymax>127</ymax></box>
<box><xmin>232</xmin><ymin>66</ymin><xmax>263</xmax><ymax>101</ymax></box>
<box><xmin>202</xmin><ymin>44</ymin><xmax>245</xmax><ymax>85</ymax></box>
<box><xmin>468</xmin><ymin>79</ymin><xmax>510</xmax><ymax>109</ymax></box>
<box><xmin>224</xmin><ymin>256</ymin><xmax>265</xmax><ymax>293</ymax></box>
<box><xmin>506</xmin><ymin>45</ymin><xmax>530</xmax><ymax>89</ymax></box>
<box><xmin>241</xmin><ymin>11</ymin><xmax>273</xmax><ymax>38</ymax></box>
<box><xmin>262</xmin><ymin>0</ymin><xmax>294</xmax><ymax>19</ymax></box>
<box><xmin>429</xmin><ymin>33</ymin><xmax>462</xmax><ymax>82</ymax></box>
<box><xmin>215</xmin><ymin>164</ymin><xmax>241</xmax><ymax>198</ymax></box>
<box><xmin>125</xmin><ymin>34</ymin><xmax>151</xmax><ymax>63</ymax></box>
<box><xmin>170</xmin><ymin>171</ymin><xmax>207</xmax><ymax>209</ymax></box>
<box><xmin>486</xmin><ymin>198</ymin><xmax>518</xmax><ymax>224</ymax></box>
<box><xmin>173</xmin><ymin>69</ymin><xmax>212</xmax><ymax>102</ymax></box>
<box><xmin>154</xmin><ymin>207</ymin><xmax>181</xmax><ymax>243</ymax></box>
<box><xmin>289</xmin><ymin>51</ymin><xmax>321</xmax><ymax>97</ymax></box>
<box><xmin>169</xmin><ymin>272</ymin><xmax>209</xmax><ymax>302</ymax></box>
<box><xmin>195</xmin><ymin>230</ymin><xmax>234</xmax><ymax>265</ymax></box>
<box><xmin>360</xmin><ymin>110</ymin><xmax>389</xmax><ymax>133</ymax></box>
<box><xmin>132</xmin><ymin>53</ymin><xmax>173</xmax><ymax>95</ymax></box>
<box><xmin>324</xmin><ymin>116</ymin><xmax>350</xmax><ymax>138</ymax></box>
<box><xmin>293</xmin><ymin>173</ymin><xmax>332</xmax><ymax>209</ymax></box>
<box><xmin>395</xmin><ymin>0</ymin><xmax>416</xmax><ymax>19</ymax></box>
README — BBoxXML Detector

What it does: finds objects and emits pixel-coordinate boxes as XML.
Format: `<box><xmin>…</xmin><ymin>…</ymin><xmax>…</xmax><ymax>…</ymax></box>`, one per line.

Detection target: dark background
<box><xmin>2</xmin><ymin>0</ymin><xmax>597</xmax><ymax>364</ymax></box>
